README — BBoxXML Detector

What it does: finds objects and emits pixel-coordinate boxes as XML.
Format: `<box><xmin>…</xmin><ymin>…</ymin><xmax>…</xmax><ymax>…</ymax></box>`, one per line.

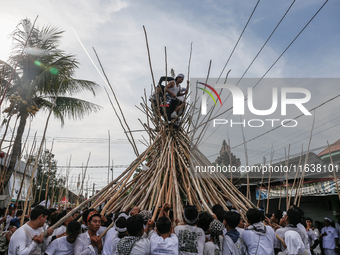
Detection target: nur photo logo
<box><xmin>195</xmin><ymin>79</ymin><xmax>312</xmax><ymax>128</ymax></box>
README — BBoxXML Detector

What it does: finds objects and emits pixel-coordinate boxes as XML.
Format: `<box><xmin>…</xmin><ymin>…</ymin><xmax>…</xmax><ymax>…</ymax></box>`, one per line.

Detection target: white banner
<box><xmin>8</xmin><ymin>173</ymin><xmax>32</xmax><ymax>201</ymax></box>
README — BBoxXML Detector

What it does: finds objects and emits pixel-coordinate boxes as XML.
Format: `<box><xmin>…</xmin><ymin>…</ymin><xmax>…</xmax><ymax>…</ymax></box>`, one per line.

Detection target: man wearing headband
<box><xmin>111</xmin><ymin>216</ymin><xmax>128</xmax><ymax>254</ymax></box>
<box><xmin>321</xmin><ymin>217</ymin><xmax>339</xmax><ymax>255</ymax></box>
<box><xmin>8</xmin><ymin>205</ymin><xmax>53</xmax><ymax>255</ymax></box>
<box><xmin>74</xmin><ymin>210</ymin><xmax>103</xmax><ymax>254</ymax></box>
<box><xmin>174</xmin><ymin>205</ymin><xmax>205</xmax><ymax>255</ymax></box>
<box><xmin>116</xmin><ymin>214</ymin><xmax>151</xmax><ymax>255</ymax></box>
<box><xmin>165</xmin><ymin>73</ymin><xmax>189</xmax><ymax>120</ymax></box>
<box><xmin>102</xmin><ymin>212</ymin><xmax>129</xmax><ymax>255</ymax></box>
<box><xmin>44</xmin><ymin>221</ymin><xmax>81</xmax><ymax>255</ymax></box>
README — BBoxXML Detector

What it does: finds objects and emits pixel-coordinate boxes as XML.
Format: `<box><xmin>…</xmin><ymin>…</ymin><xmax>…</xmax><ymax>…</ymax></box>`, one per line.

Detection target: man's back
<box><xmin>241</xmin><ymin>225</ymin><xmax>275</xmax><ymax>255</ymax></box>
<box><xmin>276</xmin><ymin>225</ymin><xmax>309</xmax><ymax>252</ymax></box>
<box><xmin>8</xmin><ymin>223</ymin><xmax>43</xmax><ymax>255</ymax></box>
<box><xmin>174</xmin><ymin>225</ymin><xmax>205</xmax><ymax>255</ymax></box>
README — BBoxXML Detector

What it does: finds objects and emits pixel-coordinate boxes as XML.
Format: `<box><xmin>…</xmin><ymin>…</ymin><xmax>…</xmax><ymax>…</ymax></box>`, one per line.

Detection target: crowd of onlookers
<box><xmin>0</xmin><ymin>202</ymin><xmax>338</xmax><ymax>255</ymax></box>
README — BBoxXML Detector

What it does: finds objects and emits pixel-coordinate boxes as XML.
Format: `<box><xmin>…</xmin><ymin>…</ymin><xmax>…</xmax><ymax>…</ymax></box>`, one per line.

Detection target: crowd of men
<box><xmin>0</xmin><ymin>202</ymin><xmax>339</xmax><ymax>255</ymax></box>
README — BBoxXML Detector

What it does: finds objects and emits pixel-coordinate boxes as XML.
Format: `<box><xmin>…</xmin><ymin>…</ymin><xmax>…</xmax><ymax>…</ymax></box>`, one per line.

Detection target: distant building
<box><xmin>219</xmin><ymin>139</ymin><xmax>340</xmax><ymax>222</ymax></box>
<box><xmin>318</xmin><ymin>139</ymin><xmax>340</xmax><ymax>166</ymax></box>
<box><xmin>0</xmin><ymin>152</ymin><xmax>35</xmax><ymax>207</ymax></box>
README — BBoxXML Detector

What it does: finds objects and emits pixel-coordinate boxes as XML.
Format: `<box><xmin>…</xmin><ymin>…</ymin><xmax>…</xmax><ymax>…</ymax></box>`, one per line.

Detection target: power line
<box><xmin>246</xmin><ymin>112</ymin><xmax>340</xmax><ymax>162</ymax></box>
<box><xmin>247</xmin><ymin>121</ymin><xmax>340</xmax><ymax>164</ymax></box>
<box><xmin>201</xmin><ymin>0</ymin><xmax>330</xmax><ymax>145</ymax></box>
<box><xmin>235</xmin><ymin>0</ymin><xmax>296</xmax><ymax>87</ymax></box>
<box><xmin>248</xmin><ymin>0</ymin><xmax>329</xmax><ymax>92</ymax></box>
<box><xmin>216</xmin><ymin>0</ymin><xmax>261</xmax><ymax>83</ymax></box>
<box><xmin>57</xmin><ymin>165</ymin><xmax>129</xmax><ymax>169</ymax></box>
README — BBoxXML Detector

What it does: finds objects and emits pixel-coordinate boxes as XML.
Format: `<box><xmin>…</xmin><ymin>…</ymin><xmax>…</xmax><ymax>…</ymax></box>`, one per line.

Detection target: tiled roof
<box><xmin>318</xmin><ymin>139</ymin><xmax>340</xmax><ymax>157</ymax></box>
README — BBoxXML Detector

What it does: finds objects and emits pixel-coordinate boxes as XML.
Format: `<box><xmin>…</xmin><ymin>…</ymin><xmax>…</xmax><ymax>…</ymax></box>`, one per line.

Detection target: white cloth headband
<box><xmin>115</xmin><ymin>226</ymin><xmax>127</xmax><ymax>233</ymax></box>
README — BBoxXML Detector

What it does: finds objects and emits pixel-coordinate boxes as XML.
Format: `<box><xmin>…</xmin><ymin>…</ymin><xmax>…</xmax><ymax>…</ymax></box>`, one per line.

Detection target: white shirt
<box><xmin>235</xmin><ymin>227</ymin><xmax>244</xmax><ymax>236</ymax></box>
<box><xmin>321</xmin><ymin>226</ymin><xmax>339</xmax><ymax>249</ymax></box>
<box><xmin>204</xmin><ymin>242</ymin><xmax>220</xmax><ymax>255</ymax></box>
<box><xmin>54</xmin><ymin>225</ymin><xmax>67</xmax><ymax>237</ymax></box>
<box><xmin>276</xmin><ymin>225</ymin><xmax>309</xmax><ymax>253</ymax></box>
<box><xmin>312</xmin><ymin>228</ymin><xmax>321</xmax><ymax>254</ymax></box>
<box><xmin>297</xmin><ymin>223</ymin><xmax>311</xmax><ymax>255</ymax></box>
<box><xmin>103</xmin><ymin>227</ymin><xmax>116</xmax><ymax>255</ymax></box>
<box><xmin>98</xmin><ymin>226</ymin><xmax>107</xmax><ymax>236</ymax></box>
<box><xmin>150</xmin><ymin>230</ymin><xmax>178</xmax><ymax>255</ymax></box>
<box><xmin>44</xmin><ymin>236</ymin><xmax>75</xmax><ymax>255</ymax></box>
<box><xmin>174</xmin><ymin>225</ymin><xmax>205</xmax><ymax>255</ymax></box>
<box><xmin>117</xmin><ymin>233</ymin><xmax>151</xmax><ymax>255</ymax></box>
<box><xmin>241</xmin><ymin>225</ymin><xmax>275</xmax><ymax>255</ymax></box>
<box><xmin>5</xmin><ymin>215</ymin><xmax>13</xmax><ymax>231</ymax></box>
<box><xmin>335</xmin><ymin>223</ymin><xmax>340</xmax><ymax>241</ymax></box>
<box><xmin>74</xmin><ymin>231</ymin><xmax>102</xmax><ymax>255</ymax></box>
<box><xmin>111</xmin><ymin>232</ymin><xmax>120</xmax><ymax>255</ymax></box>
<box><xmin>222</xmin><ymin>235</ymin><xmax>246</xmax><ymax>255</ymax></box>
<box><xmin>8</xmin><ymin>223</ymin><xmax>49</xmax><ymax>255</ymax></box>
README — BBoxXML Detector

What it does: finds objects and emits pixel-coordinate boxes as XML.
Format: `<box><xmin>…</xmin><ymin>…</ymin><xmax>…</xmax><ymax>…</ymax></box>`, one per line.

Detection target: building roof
<box><xmin>318</xmin><ymin>139</ymin><xmax>340</xmax><ymax>157</ymax></box>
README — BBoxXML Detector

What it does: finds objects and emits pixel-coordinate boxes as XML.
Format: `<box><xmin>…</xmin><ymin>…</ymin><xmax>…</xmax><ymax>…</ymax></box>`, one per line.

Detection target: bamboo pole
<box><xmin>296</xmin><ymin>113</ymin><xmax>315</xmax><ymax>206</ymax></box>
<box><xmin>266</xmin><ymin>147</ymin><xmax>275</xmax><ymax>214</ymax></box>
<box><xmin>20</xmin><ymin>81</ymin><xmax>63</xmax><ymax>227</ymax></box>
<box><xmin>77</xmin><ymin>152</ymin><xmax>91</xmax><ymax>204</ymax></box>
<box><xmin>327</xmin><ymin>141</ymin><xmax>340</xmax><ymax>201</ymax></box>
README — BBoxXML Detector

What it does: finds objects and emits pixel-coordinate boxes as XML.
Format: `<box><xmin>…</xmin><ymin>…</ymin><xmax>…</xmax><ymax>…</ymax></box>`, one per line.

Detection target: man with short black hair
<box><xmin>305</xmin><ymin>218</ymin><xmax>321</xmax><ymax>255</ymax></box>
<box><xmin>116</xmin><ymin>214</ymin><xmax>151</xmax><ymax>255</ymax></box>
<box><xmin>174</xmin><ymin>205</ymin><xmax>205</xmax><ymax>255</ymax></box>
<box><xmin>74</xmin><ymin>210</ymin><xmax>103</xmax><ymax>255</ymax></box>
<box><xmin>8</xmin><ymin>205</ymin><xmax>53</xmax><ymax>255</ymax></box>
<box><xmin>275</xmin><ymin>209</ymin><xmax>309</xmax><ymax>253</ymax></box>
<box><xmin>44</xmin><ymin>221</ymin><xmax>81</xmax><ymax>255</ymax></box>
<box><xmin>241</xmin><ymin>208</ymin><xmax>275</xmax><ymax>255</ymax></box>
<box><xmin>270</xmin><ymin>210</ymin><xmax>283</xmax><ymax>225</ymax></box>
<box><xmin>223</xmin><ymin>211</ymin><xmax>246</xmax><ymax>255</ymax></box>
<box><xmin>148</xmin><ymin>203</ymin><xmax>178</xmax><ymax>255</ymax></box>
<box><xmin>53</xmin><ymin>210</ymin><xmax>74</xmax><ymax>237</ymax></box>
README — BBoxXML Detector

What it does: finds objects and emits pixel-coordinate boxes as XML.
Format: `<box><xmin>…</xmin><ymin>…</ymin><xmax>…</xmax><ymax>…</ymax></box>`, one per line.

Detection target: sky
<box><xmin>0</xmin><ymin>0</ymin><xmax>339</xmax><ymax>193</ymax></box>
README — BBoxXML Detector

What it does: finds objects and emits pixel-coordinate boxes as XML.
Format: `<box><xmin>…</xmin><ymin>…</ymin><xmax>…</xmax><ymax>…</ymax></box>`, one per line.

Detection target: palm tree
<box><xmin>0</xmin><ymin>18</ymin><xmax>101</xmax><ymax>191</ymax></box>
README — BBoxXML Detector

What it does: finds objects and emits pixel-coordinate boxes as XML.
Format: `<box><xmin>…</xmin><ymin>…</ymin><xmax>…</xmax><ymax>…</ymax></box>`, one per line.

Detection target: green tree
<box><xmin>28</xmin><ymin>149</ymin><xmax>64</xmax><ymax>204</ymax></box>
<box><xmin>0</xmin><ymin>19</ymin><xmax>101</xmax><ymax>190</ymax></box>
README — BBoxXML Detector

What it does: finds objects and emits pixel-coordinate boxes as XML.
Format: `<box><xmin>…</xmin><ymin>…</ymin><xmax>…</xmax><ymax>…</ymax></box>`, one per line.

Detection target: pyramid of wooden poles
<box><xmin>49</xmin><ymin>46</ymin><xmax>256</xmax><ymax>234</ymax></box>
<box><xmin>74</xmin><ymin>83</ymin><xmax>255</xmax><ymax>223</ymax></box>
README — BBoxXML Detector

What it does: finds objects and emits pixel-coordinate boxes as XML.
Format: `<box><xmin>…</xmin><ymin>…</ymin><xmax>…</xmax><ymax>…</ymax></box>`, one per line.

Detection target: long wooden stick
<box><xmin>20</xmin><ymin>81</ymin><xmax>63</xmax><ymax>227</ymax></box>
<box><xmin>296</xmin><ymin>113</ymin><xmax>315</xmax><ymax>206</ymax></box>
<box><xmin>327</xmin><ymin>141</ymin><xmax>340</xmax><ymax>201</ymax></box>
<box><xmin>77</xmin><ymin>152</ymin><xmax>91</xmax><ymax>204</ymax></box>
<box><xmin>43</xmin><ymin>139</ymin><xmax>54</xmax><ymax>205</ymax></box>
<box><xmin>266</xmin><ymin>146</ymin><xmax>274</xmax><ymax>214</ymax></box>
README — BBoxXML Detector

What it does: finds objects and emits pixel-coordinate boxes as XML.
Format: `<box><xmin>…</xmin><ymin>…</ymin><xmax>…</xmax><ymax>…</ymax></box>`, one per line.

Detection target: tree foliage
<box><xmin>0</xmin><ymin>18</ymin><xmax>101</xmax><ymax>190</ymax></box>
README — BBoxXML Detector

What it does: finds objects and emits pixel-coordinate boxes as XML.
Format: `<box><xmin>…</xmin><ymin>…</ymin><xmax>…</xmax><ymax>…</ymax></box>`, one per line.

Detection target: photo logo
<box><xmin>198</xmin><ymin>83</ymin><xmax>311</xmax><ymax>117</ymax></box>
<box><xmin>196</xmin><ymin>82</ymin><xmax>223</xmax><ymax>115</ymax></box>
